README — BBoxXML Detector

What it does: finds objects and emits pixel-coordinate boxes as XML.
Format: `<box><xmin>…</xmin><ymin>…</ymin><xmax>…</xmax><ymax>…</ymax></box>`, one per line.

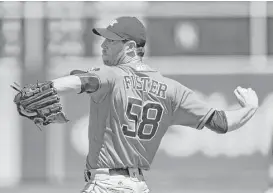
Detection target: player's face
<box><xmin>101</xmin><ymin>38</ymin><xmax>124</xmax><ymax>66</ymax></box>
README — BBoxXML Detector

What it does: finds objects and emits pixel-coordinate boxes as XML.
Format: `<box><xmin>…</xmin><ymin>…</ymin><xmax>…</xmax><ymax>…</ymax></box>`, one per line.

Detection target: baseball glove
<box><xmin>11</xmin><ymin>81</ymin><xmax>69</xmax><ymax>130</ymax></box>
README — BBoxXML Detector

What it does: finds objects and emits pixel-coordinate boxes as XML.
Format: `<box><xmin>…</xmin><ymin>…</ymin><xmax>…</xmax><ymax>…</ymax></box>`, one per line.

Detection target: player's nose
<box><xmin>101</xmin><ymin>39</ymin><xmax>107</xmax><ymax>49</ymax></box>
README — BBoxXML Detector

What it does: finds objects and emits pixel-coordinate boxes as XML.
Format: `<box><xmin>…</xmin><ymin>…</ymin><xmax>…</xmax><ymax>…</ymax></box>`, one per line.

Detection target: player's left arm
<box><xmin>51</xmin><ymin>67</ymin><xmax>115</xmax><ymax>96</ymax></box>
<box><xmin>51</xmin><ymin>75</ymin><xmax>82</xmax><ymax>94</ymax></box>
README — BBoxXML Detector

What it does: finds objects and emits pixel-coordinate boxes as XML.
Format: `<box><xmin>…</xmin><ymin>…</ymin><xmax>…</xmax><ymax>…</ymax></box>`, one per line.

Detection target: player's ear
<box><xmin>124</xmin><ymin>40</ymin><xmax>137</xmax><ymax>56</ymax></box>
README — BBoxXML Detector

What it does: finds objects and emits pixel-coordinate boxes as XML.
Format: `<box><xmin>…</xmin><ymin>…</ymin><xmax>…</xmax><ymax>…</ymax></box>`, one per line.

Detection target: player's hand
<box><xmin>234</xmin><ymin>86</ymin><xmax>259</xmax><ymax>108</ymax></box>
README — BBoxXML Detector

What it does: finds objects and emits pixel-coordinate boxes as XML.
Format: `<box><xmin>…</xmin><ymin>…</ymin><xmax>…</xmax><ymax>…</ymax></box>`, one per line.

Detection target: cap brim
<box><xmin>92</xmin><ymin>28</ymin><xmax>124</xmax><ymax>41</ymax></box>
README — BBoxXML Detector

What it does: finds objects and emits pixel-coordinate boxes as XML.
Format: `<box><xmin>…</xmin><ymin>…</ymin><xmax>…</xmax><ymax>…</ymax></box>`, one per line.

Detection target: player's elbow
<box><xmin>209</xmin><ymin>126</ymin><xmax>228</xmax><ymax>134</ymax></box>
<box><xmin>204</xmin><ymin>110</ymin><xmax>228</xmax><ymax>134</ymax></box>
<box><xmin>75</xmin><ymin>73</ymin><xmax>100</xmax><ymax>93</ymax></box>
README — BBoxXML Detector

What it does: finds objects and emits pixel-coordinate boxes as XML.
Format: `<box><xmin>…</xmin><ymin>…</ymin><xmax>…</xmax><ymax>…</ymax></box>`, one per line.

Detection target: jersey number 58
<box><xmin>122</xmin><ymin>97</ymin><xmax>164</xmax><ymax>140</ymax></box>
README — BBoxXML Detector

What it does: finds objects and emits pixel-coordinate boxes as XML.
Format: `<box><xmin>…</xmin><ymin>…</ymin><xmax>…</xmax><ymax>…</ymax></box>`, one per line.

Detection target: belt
<box><xmin>109</xmin><ymin>168</ymin><xmax>143</xmax><ymax>176</ymax></box>
<box><xmin>84</xmin><ymin>168</ymin><xmax>143</xmax><ymax>182</ymax></box>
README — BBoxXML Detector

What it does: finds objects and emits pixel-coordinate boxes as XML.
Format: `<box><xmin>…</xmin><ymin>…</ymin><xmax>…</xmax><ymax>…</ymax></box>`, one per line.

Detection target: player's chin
<box><xmin>102</xmin><ymin>60</ymin><xmax>111</xmax><ymax>66</ymax></box>
<box><xmin>102</xmin><ymin>57</ymin><xmax>115</xmax><ymax>66</ymax></box>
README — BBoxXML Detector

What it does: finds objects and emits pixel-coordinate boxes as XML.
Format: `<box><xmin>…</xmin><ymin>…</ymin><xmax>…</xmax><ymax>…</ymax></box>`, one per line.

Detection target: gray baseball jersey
<box><xmin>80</xmin><ymin>62</ymin><xmax>214</xmax><ymax>170</ymax></box>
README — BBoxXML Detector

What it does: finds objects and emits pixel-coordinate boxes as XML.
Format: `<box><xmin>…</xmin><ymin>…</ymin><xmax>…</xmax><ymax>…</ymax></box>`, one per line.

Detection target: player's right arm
<box><xmin>220</xmin><ymin>86</ymin><xmax>258</xmax><ymax>132</ymax></box>
<box><xmin>170</xmin><ymin>82</ymin><xmax>258</xmax><ymax>134</ymax></box>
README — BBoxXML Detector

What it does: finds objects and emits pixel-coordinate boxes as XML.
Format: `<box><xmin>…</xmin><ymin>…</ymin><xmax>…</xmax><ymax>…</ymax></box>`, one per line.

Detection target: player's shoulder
<box><xmin>70</xmin><ymin>66</ymin><xmax>106</xmax><ymax>75</ymax></box>
<box><xmin>89</xmin><ymin>65</ymin><xmax>120</xmax><ymax>76</ymax></box>
<box><xmin>162</xmin><ymin>76</ymin><xmax>182</xmax><ymax>89</ymax></box>
<box><xmin>162</xmin><ymin>76</ymin><xmax>192</xmax><ymax>96</ymax></box>
<box><xmin>70</xmin><ymin>66</ymin><xmax>120</xmax><ymax>83</ymax></box>
<box><xmin>87</xmin><ymin>65</ymin><xmax>111</xmax><ymax>73</ymax></box>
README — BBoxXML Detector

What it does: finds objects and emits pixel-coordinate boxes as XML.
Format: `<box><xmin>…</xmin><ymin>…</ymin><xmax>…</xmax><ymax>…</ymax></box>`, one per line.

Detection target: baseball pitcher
<box><xmin>12</xmin><ymin>16</ymin><xmax>259</xmax><ymax>193</ymax></box>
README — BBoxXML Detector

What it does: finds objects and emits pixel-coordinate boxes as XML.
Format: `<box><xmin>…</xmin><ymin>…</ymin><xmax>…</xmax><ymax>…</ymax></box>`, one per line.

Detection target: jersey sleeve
<box><xmin>70</xmin><ymin>66</ymin><xmax>116</xmax><ymax>102</ymax></box>
<box><xmin>171</xmin><ymin>83</ymin><xmax>215</xmax><ymax>130</ymax></box>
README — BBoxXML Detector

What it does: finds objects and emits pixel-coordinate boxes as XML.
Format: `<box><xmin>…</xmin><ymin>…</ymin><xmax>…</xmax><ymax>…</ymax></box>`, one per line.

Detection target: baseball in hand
<box><xmin>237</xmin><ymin>87</ymin><xmax>247</xmax><ymax>93</ymax></box>
<box><xmin>234</xmin><ymin>86</ymin><xmax>259</xmax><ymax>108</ymax></box>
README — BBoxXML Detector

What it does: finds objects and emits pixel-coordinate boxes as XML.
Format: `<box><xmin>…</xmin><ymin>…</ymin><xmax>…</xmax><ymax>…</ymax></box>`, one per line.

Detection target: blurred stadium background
<box><xmin>1</xmin><ymin>1</ymin><xmax>273</xmax><ymax>193</ymax></box>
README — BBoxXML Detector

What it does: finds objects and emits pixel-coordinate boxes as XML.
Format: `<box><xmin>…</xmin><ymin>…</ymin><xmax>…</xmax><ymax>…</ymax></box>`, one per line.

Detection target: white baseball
<box><xmin>238</xmin><ymin>87</ymin><xmax>248</xmax><ymax>93</ymax></box>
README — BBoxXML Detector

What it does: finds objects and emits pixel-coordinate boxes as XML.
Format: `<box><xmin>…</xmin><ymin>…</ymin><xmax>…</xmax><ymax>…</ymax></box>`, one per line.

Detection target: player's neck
<box><xmin>118</xmin><ymin>51</ymin><xmax>142</xmax><ymax>65</ymax></box>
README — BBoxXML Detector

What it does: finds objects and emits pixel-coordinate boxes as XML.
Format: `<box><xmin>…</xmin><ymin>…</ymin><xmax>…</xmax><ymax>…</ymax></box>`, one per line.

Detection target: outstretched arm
<box><xmin>52</xmin><ymin>73</ymin><xmax>100</xmax><ymax>94</ymax></box>
<box><xmin>52</xmin><ymin>75</ymin><xmax>82</xmax><ymax>94</ymax></box>
<box><xmin>51</xmin><ymin>68</ymin><xmax>114</xmax><ymax>97</ymax></box>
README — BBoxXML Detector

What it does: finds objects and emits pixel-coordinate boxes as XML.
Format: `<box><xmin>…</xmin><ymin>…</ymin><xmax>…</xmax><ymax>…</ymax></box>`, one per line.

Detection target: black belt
<box><xmin>84</xmin><ymin>168</ymin><xmax>143</xmax><ymax>182</ymax></box>
<box><xmin>109</xmin><ymin>168</ymin><xmax>143</xmax><ymax>176</ymax></box>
